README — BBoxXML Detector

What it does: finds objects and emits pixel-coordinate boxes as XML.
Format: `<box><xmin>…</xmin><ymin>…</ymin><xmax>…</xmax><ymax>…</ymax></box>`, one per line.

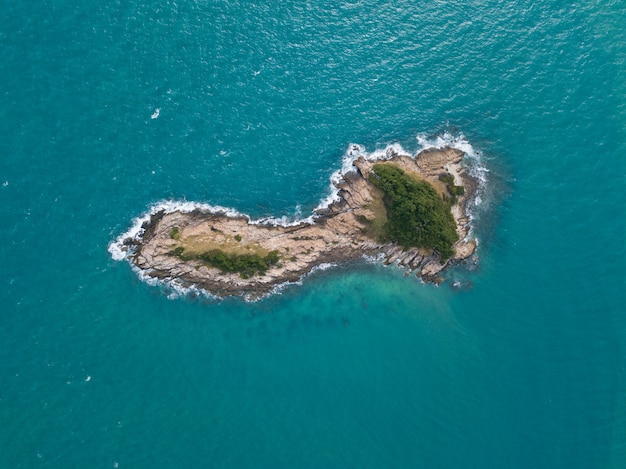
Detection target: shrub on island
<box><xmin>169</xmin><ymin>247</ymin><xmax>280</xmax><ymax>278</ymax></box>
<box><xmin>438</xmin><ymin>173</ymin><xmax>465</xmax><ymax>204</ymax></box>
<box><xmin>369</xmin><ymin>164</ymin><xmax>458</xmax><ymax>262</ymax></box>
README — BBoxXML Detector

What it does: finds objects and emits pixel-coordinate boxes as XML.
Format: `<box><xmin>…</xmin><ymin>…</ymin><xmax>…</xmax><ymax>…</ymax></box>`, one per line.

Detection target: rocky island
<box><xmin>115</xmin><ymin>146</ymin><xmax>478</xmax><ymax>300</ymax></box>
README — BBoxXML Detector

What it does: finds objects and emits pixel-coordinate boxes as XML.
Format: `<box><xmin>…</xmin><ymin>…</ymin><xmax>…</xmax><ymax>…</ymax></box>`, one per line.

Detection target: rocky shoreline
<box><xmin>118</xmin><ymin>146</ymin><xmax>478</xmax><ymax>300</ymax></box>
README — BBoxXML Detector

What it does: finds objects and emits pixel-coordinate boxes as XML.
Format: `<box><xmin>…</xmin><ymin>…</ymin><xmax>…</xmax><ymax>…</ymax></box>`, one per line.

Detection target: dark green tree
<box><xmin>369</xmin><ymin>164</ymin><xmax>458</xmax><ymax>262</ymax></box>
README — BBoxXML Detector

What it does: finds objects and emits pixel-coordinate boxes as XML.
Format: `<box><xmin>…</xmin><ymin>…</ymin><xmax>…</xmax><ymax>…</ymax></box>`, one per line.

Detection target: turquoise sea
<box><xmin>1</xmin><ymin>1</ymin><xmax>625</xmax><ymax>467</ymax></box>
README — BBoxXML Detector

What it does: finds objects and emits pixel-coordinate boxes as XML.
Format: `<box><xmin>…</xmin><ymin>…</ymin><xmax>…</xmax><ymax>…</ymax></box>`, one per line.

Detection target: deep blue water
<box><xmin>1</xmin><ymin>1</ymin><xmax>625</xmax><ymax>467</ymax></box>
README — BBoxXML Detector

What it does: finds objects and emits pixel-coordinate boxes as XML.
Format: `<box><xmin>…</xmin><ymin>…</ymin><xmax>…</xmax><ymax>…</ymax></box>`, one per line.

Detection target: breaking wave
<box><xmin>108</xmin><ymin>131</ymin><xmax>488</xmax><ymax>300</ymax></box>
<box><xmin>108</xmin><ymin>200</ymin><xmax>246</xmax><ymax>261</ymax></box>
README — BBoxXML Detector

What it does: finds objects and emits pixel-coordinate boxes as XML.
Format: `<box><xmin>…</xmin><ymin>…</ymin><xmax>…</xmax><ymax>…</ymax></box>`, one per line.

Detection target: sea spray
<box><xmin>109</xmin><ymin>133</ymin><xmax>487</xmax><ymax>300</ymax></box>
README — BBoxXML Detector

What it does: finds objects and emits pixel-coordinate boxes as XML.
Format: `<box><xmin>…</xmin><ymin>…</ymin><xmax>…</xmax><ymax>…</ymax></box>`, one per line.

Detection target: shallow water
<box><xmin>1</xmin><ymin>1</ymin><xmax>625</xmax><ymax>467</ymax></box>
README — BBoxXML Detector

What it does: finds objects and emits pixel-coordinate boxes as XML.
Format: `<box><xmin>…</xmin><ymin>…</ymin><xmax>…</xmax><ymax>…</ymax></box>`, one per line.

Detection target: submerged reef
<box><xmin>115</xmin><ymin>146</ymin><xmax>478</xmax><ymax>300</ymax></box>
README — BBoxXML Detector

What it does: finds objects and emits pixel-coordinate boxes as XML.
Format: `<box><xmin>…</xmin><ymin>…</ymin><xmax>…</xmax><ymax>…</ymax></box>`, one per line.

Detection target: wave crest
<box><xmin>108</xmin><ymin>131</ymin><xmax>488</xmax><ymax>299</ymax></box>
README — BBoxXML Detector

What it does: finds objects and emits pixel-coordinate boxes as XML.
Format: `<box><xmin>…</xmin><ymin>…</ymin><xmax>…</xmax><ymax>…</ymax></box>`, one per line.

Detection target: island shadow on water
<box><xmin>111</xmin><ymin>140</ymin><xmax>484</xmax><ymax>301</ymax></box>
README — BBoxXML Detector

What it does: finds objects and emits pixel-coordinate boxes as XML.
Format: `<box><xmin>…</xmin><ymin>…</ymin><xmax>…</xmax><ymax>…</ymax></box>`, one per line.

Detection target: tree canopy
<box><xmin>368</xmin><ymin>164</ymin><xmax>458</xmax><ymax>261</ymax></box>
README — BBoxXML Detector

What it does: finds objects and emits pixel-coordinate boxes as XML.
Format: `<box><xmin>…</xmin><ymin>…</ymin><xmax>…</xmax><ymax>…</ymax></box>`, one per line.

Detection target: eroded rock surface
<box><xmin>121</xmin><ymin>147</ymin><xmax>478</xmax><ymax>299</ymax></box>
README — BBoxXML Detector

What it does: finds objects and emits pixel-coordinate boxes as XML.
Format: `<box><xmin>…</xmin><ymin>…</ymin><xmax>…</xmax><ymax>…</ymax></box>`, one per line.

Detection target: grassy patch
<box><xmin>369</xmin><ymin>164</ymin><xmax>458</xmax><ymax>261</ymax></box>
<box><xmin>439</xmin><ymin>173</ymin><xmax>465</xmax><ymax>204</ymax></box>
<box><xmin>169</xmin><ymin>246</ymin><xmax>185</xmax><ymax>257</ymax></box>
<box><xmin>356</xmin><ymin>184</ymin><xmax>388</xmax><ymax>243</ymax></box>
<box><xmin>355</xmin><ymin>214</ymin><xmax>372</xmax><ymax>225</ymax></box>
<box><xmin>170</xmin><ymin>247</ymin><xmax>280</xmax><ymax>278</ymax></box>
<box><xmin>169</xmin><ymin>226</ymin><xmax>181</xmax><ymax>240</ymax></box>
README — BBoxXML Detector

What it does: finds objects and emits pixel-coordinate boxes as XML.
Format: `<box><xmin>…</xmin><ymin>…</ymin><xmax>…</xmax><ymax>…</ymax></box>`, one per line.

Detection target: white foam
<box><xmin>250</xmin><ymin>205</ymin><xmax>316</xmax><ymax>227</ymax></box>
<box><xmin>244</xmin><ymin>279</ymin><xmax>302</xmax><ymax>302</ymax></box>
<box><xmin>416</xmin><ymin>131</ymin><xmax>489</xmax><ymax>226</ymax></box>
<box><xmin>309</xmin><ymin>262</ymin><xmax>337</xmax><ymax>273</ymax></box>
<box><xmin>416</xmin><ymin>131</ymin><xmax>488</xmax><ymax>183</ymax></box>
<box><xmin>362</xmin><ymin>252</ymin><xmax>386</xmax><ymax>264</ymax></box>
<box><xmin>126</xmin><ymin>263</ymin><xmax>298</xmax><ymax>303</ymax></box>
<box><xmin>266</xmin><ymin>279</ymin><xmax>302</xmax><ymax>296</ymax></box>
<box><xmin>244</xmin><ymin>262</ymin><xmax>339</xmax><ymax>302</ymax></box>
<box><xmin>313</xmin><ymin>135</ymin><xmax>488</xmax><ymax>213</ymax></box>
<box><xmin>110</xmin><ymin>131</ymin><xmax>488</xmax><ymax>299</ymax></box>
<box><xmin>316</xmin><ymin>143</ymin><xmax>414</xmax><ymax>211</ymax></box>
<box><xmin>166</xmin><ymin>278</ymin><xmax>216</xmax><ymax>301</ymax></box>
<box><xmin>108</xmin><ymin>200</ymin><xmax>249</xmax><ymax>262</ymax></box>
<box><xmin>108</xmin><ymin>211</ymin><xmax>152</xmax><ymax>261</ymax></box>
<box><xmin>150</xmin><ymin>108</ymin><xmax>160</xmax><ymax>119</ymax></box>
<box><xmin>127</xmin><ymin>261</ymin><xmax>221</xmax><ymax>302</ymax></box>
<box><xmin>417</xmin><ymin>132</ymin><xmax>476</xmax><ymax>159</ymax></box>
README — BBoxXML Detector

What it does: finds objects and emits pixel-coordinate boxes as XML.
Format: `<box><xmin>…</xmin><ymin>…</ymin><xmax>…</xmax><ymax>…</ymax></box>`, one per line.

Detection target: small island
<box><xmin>117</xmin><ymin>146</ymin><xmax>478</xmax><ymax>299</ymax></box>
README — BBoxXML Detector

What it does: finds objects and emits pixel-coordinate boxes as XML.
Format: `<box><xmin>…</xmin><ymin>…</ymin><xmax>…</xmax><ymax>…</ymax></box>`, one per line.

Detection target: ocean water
<box><xmin>1</xmin><ymin>1</ymin><xmax>625</xmax><ymax>467</ymax></box>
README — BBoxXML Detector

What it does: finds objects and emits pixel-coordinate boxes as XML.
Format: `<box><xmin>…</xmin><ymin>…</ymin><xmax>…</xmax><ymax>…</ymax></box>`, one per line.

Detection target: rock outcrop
<box><xmin>120</xmin><ymin>146</ymin><xmax>478</xmax><ymax>299</ymax></box>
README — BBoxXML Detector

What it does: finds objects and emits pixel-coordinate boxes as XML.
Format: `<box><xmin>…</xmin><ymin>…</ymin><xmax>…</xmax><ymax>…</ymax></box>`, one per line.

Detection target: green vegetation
<box><xmin>439</xmin><ymin>173</ymin><xmax>465</xmax><ymax>204</ymax></box>
<box><xmin>359</xmin><ymin>188</ymin><xmax>388</xmax><ymax>243</ymax></box>
<box><xmin>234</xmin><ymin>234</ymin><xmax>242</xmax><ymax>242</ymax></box>
<box><xmin>169</xmin><ymin>226</ymin><xmax>181</xmax><ymax>240</ymax></box>
<box><xmin>355</xmin><ymin>214</ymin><xmax>373</xmax><ymax>225</ymax></box>
<box><xmin>438</xmin><ymin>173</ymin><xmax>454</xmax><ymax>186</ymax></box>
<box><xmin>450</xmin><ymin>184</ymin><xmax>465</xmax><ymax>197</ymax></box>
<box><xmin>169</xmin><ymin>247</ymin><xmax>280</xmax><ymax>278</ymax></box>
<box><xmin>369</xmin><ymin>164</ymin><xmax>459</xmax><ymax>262</ymax></box>
<box><xmin>170</xmin><ymin>246</ymin><xmax>186</xmax><ymax>257</ymax></box>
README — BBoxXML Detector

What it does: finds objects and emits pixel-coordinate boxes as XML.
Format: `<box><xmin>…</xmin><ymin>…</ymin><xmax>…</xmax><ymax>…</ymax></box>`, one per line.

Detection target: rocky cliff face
<box><xmin>122</xmin><ymin>147</ymin><xmax>477</xmax><ymax>299</ymax></box>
